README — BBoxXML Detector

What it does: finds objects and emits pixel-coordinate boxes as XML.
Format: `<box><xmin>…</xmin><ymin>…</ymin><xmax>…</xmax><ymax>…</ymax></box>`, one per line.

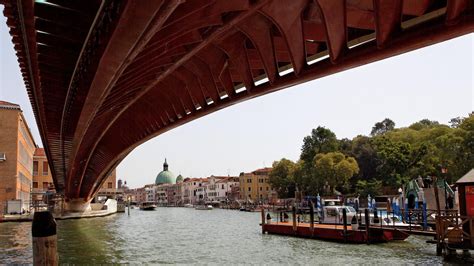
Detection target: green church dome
<box><xmin>176</xmin><ymin>174</ymin><xmax>183</xmax><ymax>183</ymax></box>
<box><xmin>155</xmin><ymin>159</ymin><xmax>176</xmax><ymax>185</ymax></box>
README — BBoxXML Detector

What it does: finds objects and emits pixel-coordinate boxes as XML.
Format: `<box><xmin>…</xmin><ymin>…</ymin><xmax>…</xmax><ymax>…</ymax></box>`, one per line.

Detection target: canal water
<box><xmin>1</xmin><ymin>208</ymin><xmax>446</xmax><ymax>264</ymax></box>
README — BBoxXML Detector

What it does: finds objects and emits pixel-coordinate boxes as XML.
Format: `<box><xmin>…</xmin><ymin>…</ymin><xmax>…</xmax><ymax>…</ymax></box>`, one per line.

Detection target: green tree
<box><xmin>300</xmin><ymin>126</ymin><xmax>339</xmax><ymax>165</ymax></box>
<box><xmin>312</xmin><ymin>152</ymin><xmax>359</xmax><ymax>194</ymax></box>
<box><xmin>268</xmin><ymin>159</ymin><xmax>299</xmax><ymax>198</ymax></box>
<box><xmin>456</xmin><ymin>114</ymin><xmax>474</xmax><ymax>178</ymax></box>
<box><xmin>409</xmin><ymin>119</ymin><xmax>440</xmax><ymax>130</ymax></box>
<box><xmin>350</xmin><ymin>135</ymin><xmax>378</xmax><ymax>182</ymax></box>
<box><xmin>355</xmin><ymin>179</ymin><xmax>382</xmax><ymax>197</ymax></box>
<box><xmin>371</xmin><ymin>118</ymin><xmax>395</xmax><ymax>136</ymax></box>
<box><xmin>373</xmin><ymin>136</ymin><xmax>427</xmax><ymax>187</ymax></box>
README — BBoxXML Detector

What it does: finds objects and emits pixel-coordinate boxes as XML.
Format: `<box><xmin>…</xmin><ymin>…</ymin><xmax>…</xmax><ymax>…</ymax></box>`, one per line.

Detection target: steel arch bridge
<box><xmin>1</xmin><ymin>0</ymin><xmax>473</xmax><ymax>206</ymax></box>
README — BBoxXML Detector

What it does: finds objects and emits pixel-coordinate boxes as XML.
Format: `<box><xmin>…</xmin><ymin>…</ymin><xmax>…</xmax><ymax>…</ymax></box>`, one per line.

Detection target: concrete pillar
<box><xmin>64</xmin><ymin>199</ymin><xmax>92</xmax><ymax>212</ymax></box>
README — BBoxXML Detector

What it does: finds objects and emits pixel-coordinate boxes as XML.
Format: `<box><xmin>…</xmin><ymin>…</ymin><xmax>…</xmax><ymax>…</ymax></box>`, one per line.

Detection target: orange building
<box><xmin>239</xmin><ymin>167</ymin><xmax>275</xmax><ymax>203</ymax></box>
<box><xmin>95</xmin><ymin>169</ymin><xmax>118</xmax><ymax>201</ymax></box>
<box><xmin>32</xmin><ymin>148</ymin><xmax>54</xmax><ymax>192</ymax></box>
<box><xmin>0</xmin><ymin>101</ymin><xmax>36</xmax><ymax>212</ymax></box>
<box><xmin>100</xmin><ymin>169</ymin><xmax>117</xmax><ymax>190</ymax></box>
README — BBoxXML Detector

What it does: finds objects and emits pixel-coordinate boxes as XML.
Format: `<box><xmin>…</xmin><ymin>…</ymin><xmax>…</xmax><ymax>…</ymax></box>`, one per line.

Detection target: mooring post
<box><xmin>364</xmin><ymin>208</ymin><xmax>370</xmax><ymax>244</ymax></box>
<box><xmin>343</xmin><ymin>208</ymin><xmax>348</xmax><ymax>243</ymax></box>
<box><xmin>261</xmin><ymin>208</ymin><xmax>265</xmax><ymax>234</ymax></box>
<box><xmin>433</xmin><ymin>176</ymin><xmax>442</xmax><ymax>255</ymax></box>
<box><xmin>127</xmin><ymin>196</ymin><xmax>131</xmax><ymax>216</ymax></box>
<box><xmin>309</xmin><ymin>201</ymin><xmax>314</xmax><ymax>233</ymax></box>
<box><xmin>32</xmin><ymin>211</ymin><xmax>58</xmax><ymax>265</ymax></box>
<box><xmin>292</xmin><ymin>206</ymin><xmax>297</xmax><ymax>233</ymax></box>
<box><xmin>422</xmin><ymin>201</ymin><xmax>427</xmax><ymax>231</ymax></box>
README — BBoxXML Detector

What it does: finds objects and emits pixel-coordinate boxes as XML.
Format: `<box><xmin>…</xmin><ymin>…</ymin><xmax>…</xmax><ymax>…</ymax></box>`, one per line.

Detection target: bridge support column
<box><xmin>64</xmin><ymin>199</ymin><xmax>92</xmax><ymax>212</ymax></box>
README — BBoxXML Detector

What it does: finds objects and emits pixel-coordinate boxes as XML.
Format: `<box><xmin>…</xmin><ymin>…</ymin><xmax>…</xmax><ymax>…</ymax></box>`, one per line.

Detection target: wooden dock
<box><xmin>262</xmin><ymin>221</ymin><xmax>409</xmax><ymax>244</ymax></box>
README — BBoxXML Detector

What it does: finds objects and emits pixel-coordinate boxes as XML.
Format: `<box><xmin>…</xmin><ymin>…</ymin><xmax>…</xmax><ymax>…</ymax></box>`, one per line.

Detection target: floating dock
<box><xmin>262</xmin><ymin>221</ymin><xmax>409</xmax><ymax>244</ymax></box>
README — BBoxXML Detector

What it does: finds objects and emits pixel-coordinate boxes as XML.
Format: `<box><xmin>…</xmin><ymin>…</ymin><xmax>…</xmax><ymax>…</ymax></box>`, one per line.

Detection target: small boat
<box><xmin>321</xmin><ymin>205</ymin><xmax>358</xmax><ymax>225</ymax></box>
<box><xmin>359</xmin><ymin>213</ymin><xmax>423</xmax><ymax>230</ymax></box>
<box><xmin>195</xmin><ymin>205</ymin><xmax>213</xmax><ymax>210</ymax></box>
<box><xmin>184</xmin><ymin>204</ymin><xmax>193</xmax><ymax>208</ymax></box>
<box><xmin>139</xmin><ymin>201</ymin><xmax>157</xmax><ymax>210</ymax></box>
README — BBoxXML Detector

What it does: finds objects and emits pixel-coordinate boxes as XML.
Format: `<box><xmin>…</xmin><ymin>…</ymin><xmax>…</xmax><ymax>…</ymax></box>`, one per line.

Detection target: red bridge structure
<box><xmin>1</xmin><ymin>0</ymin><xmax>473</xmax><ymax>210</ymax></box>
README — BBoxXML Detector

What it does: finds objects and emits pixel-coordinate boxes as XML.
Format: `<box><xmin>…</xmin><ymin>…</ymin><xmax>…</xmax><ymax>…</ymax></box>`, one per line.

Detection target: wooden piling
<box><xmin>32</xmin><ymin>211</ymin><xmax>58</xmax><ymax>265</ymax></box>
<box><xmin>261</xmin><ymin>208</ymin><xmax>265</xmax><ymax>234</ymax></box>
<box><xmin>433</xmin><ymin>176</ymin><xmax>442</xmax><ymax>255</ymax></box>
<box><xmin>309</xmin><ymin>201</ymin><xmax>314</xmax><ymax>233</ymax></box>
<box><xmin>433</xmin><ymin>176</ymin><xmax>441</xmax><ymax>217</ymax></box>
<box><xmin>127</xmin><ymin>196</ymin><xmax>131</xmax><ymax>216</ymax></box>
<box><xmin>292</xmin><ymin>206</ymin><xmax>297</xmax><ymax>233</ymax></box>
<box><xmin>343</xmin><ymin>208</ymin><xmax>348</xmax><ymax>243</ymax></box>
<box><xmin>365</xmin><ymin>208</ymin><xmax>370</xmax><ymax>244</ymax></box>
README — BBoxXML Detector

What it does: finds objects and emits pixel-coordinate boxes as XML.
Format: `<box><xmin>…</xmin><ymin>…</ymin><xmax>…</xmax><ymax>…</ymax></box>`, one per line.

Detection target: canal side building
<box><xmin>239</xmin><ymin>167</ymin><xmax>275</xmax><ymax>203</ymax></box>
<box><xmin>0</xmin><ymin>101</ymin><xmax>37</xmax><ymax>213</ymax></box>
<box><xmin>95</xmin><ymin>169</ymin><xmax>119</xmax><ymax>202</ymax></box>
<box><xmin>32</xmin><ymin>148</ymin><xmax>54</xmax><ymax>192</ymax></box>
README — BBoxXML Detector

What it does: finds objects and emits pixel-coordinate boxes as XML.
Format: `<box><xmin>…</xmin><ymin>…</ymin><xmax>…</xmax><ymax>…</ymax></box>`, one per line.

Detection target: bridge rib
<box><xmin>67</xmin><ymin>1</ymin><xmax>182</xmax><ymax>198</ymax></box>
<box><xmin>2</xmin><ymin>0</ymin><xmax>473</xmax><ymax>201</ymax></box>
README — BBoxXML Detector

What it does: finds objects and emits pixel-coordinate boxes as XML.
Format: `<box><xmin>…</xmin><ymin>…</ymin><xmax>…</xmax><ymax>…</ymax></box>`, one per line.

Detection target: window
<box><xmin>33</xmin><ymin>161</ymin><xmax>38</xmax><ymax>175</ymax></box>
<box><xmin>260</xmin><ymin>187</ymin><xmax>262</xmax><ymax>191</ymax></box>
<box><xmin>266</xmin><ymin>187</ymin><xmax>269</xmax><ymax>191</ymax></box>
<box><xmin>247</xmin><ymin>179</ymin><xmax>252</xmax><ymax>183</ymax></box>
<box><xmin>18</xmin><ymin>172</ymin><xmax>30</xmax><ymax>186</ymax></box>
<box><xmin>221</xmin><ymin>184</ymin><xmax>224</xmax><ymax>189</ymax></box>
<box><xmin>0</xmin><ymin>152</ymin><xmax>6</xmax><ymax>161</ymax></box>
<box><xmin>42</xmin><ymin>182</ymin><xmax>48</xmax><ymax>189</ymax></box>
<box><xmin>18</xmin><ymin>141</ymin><xmax>32</xmax><ymax>173</ymax></box>
<box><xmin>108</xmin><ymin>182</ymin><xmax>112</xmax><ymax>189</ymax></box>
<box><xmin>33</xmin><ymin>182</ymin><xmax>38</xmax><ymax>188</ymax></box>
<box><xmin>248</xmin><ymin>187</ymin><xmax>251</xmax><ymax>192</ymax></box>
<box><xmin>42</xmin><ymin>161</ymin><xmax>48</xmax><ymax>176</ymax></box>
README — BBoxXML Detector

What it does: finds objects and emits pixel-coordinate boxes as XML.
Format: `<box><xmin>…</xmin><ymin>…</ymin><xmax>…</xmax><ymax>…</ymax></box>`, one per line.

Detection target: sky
<box><xmin>0</xmin><ymin>7</ymin><xmax>472</xmax><ymax>188</ymax></box>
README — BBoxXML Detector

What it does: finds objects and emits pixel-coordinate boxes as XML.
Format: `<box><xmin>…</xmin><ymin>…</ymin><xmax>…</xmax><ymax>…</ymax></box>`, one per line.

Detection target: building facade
<box><xmin>95</xmin><ymin>169</ymin><xmax>118</xmax><ymax>201</ymax></box>
<box><xmin>215</xmin><ymin>176</ymin><xmax>239</xmax><ymax>202</ymax></box>
<box><xmin>239</xmin><ymin>167</ymin><xmax>274</xmax><ymax>203</ymax></box>
<box><xmin>205</xmin><ymin>176</ymin><xmax>239</xmax><ymax>203</ymax></box>
<box><xmin>32</xmin><ymin>148</ymin><xmax>54</xmax><ymax>192</ymax></box>
<box><xmin>0</xmin><ymin>101</ymin><xmax>36</xmax><ymax>212</ymax></box>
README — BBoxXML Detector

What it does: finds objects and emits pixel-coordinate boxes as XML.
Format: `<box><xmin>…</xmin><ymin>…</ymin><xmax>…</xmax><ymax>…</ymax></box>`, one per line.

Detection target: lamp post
<box><xmin>441</xmin><ymin>166</ymin><xmax>448</xmax><ymax>210</ymax></box>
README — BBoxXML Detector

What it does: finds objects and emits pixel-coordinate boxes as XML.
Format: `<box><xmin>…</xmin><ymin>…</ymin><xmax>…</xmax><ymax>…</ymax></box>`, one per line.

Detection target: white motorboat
<box><xmin>195</xmin><ymin>205</ymin><xmax>213</xmax><ymax>210</ymax></box>
<box><xmin>320</xmin><ymin>205</ymin><xmax>357</xmax><ymax>225</ymax></box>
<box><xmin>358</xmin><ymin>213</ymin><xmax>423</xmax><ymax>230</ymax></box>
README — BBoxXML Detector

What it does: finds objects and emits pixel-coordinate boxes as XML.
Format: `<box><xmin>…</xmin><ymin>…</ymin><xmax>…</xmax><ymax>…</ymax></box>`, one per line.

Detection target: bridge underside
<box><xmin>1</xmin><ymin>0</ymin><xmax>473</xmax><ymax>201</ymax></box>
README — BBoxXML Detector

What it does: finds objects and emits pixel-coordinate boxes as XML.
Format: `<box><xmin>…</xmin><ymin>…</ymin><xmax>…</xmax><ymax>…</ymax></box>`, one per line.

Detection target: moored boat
<box><xmin>139</xmin><ymin>201</ymin><xmax>157</xmax><ymax>210</ymax></box>
<box><xmin>195</xmin><ymin>205</ymin><xmax>213</xmax><ymax>210</ymax></box>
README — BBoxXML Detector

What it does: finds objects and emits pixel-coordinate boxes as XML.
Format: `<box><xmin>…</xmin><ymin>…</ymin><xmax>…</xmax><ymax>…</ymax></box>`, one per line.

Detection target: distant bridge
<box><xmin>2</xmin><ymin>0</ymin><xmax>473</xmax><ymax>209</ymax></box>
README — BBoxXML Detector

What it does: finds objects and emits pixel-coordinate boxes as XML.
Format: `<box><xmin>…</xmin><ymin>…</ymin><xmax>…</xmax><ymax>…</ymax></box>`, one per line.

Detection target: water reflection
<box><xmin>0</xmin><ymin>209</ymin><xmax>447</xmax><ymax>264</ymax></box>
<box><xmin>0</xmin><ymin>222</ymin><xmax>32</xmax><ymax>264</ymax></box>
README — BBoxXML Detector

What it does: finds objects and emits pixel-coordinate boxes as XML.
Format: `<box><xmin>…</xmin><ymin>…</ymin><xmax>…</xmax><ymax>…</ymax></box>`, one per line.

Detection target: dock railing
<box><xmin>435</xmin><ymin>215</ymin><xmax>474</xmax><ymax>255</ymax></box>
